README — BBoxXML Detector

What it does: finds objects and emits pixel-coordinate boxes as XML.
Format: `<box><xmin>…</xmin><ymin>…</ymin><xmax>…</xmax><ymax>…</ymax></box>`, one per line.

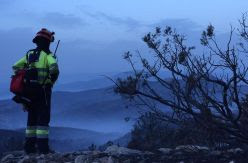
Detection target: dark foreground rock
<box><xmin>1</xmin><ymin>145</ymin><xmax>248</xmax><ymax>163</ymax></box>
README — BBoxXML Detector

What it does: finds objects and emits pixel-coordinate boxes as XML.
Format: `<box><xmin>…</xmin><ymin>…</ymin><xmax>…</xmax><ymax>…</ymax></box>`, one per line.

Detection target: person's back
<box><xmin>12</xmin><ymin>28</ymin><xmax>59</xmax><ymax>154</ymax></box>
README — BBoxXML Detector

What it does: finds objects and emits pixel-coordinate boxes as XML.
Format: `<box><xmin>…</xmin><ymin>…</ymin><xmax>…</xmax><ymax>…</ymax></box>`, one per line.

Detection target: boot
<box><xmin>24</xmin><ymin>137</ymin><xmax>37</xmax><ymax>154</ymax></box>
<box><xmin>37</xmin><ymin>139</ymin><xmax>50</xmax><ymax>154</ymax></box>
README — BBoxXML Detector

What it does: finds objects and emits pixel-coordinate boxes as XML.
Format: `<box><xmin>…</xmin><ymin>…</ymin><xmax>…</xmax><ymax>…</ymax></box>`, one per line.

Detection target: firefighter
<box><xmin>12</xmin><ymin>28</ymin><xmax>59</xmax><ymax>154</ymax></box>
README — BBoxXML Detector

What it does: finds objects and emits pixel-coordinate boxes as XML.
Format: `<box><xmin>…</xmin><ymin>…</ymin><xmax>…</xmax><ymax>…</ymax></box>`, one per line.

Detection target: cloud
<box><xmin>0</xmin><ymin>0</ymin><xmax>16</xmax><ymax>5</ymax></box>
<box><xmin>84</xmin><ymin>11</ymin><xmax>142</xmax><ymax>30</ymax></box>
<box><xmin>149</xmin><ymin>19</ymin><xmax>202</xmax><ymax>32</ymax></box>
<box><xmin>41</xmin><ymin>12</ymin><xmax>87</xmax><ymax>29</ymax></box>
<box><xmin>82</xmin><ymin>10</ymin><xmax>203</xmax><ymax>34</ymax></box>
<box><xmin>0</xmin><ymin>0</ymin><xmax>18</xmax><ymax>11</ymax></box>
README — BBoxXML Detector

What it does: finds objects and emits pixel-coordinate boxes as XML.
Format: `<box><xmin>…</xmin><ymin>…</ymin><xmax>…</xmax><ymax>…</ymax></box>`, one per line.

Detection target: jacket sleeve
<box><xmin>47</xmin><ymin>54</ymin><xmax>59</xmax><ymax>83</ymax></box>
<box><xmin>12</xmin><ymin>56</ymin><xmax>27</xmax><ymax>73</ymax></box>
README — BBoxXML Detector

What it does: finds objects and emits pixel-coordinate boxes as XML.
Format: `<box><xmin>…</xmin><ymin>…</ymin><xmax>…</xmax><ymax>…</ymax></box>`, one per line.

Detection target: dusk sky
<box><xmin>0</xmin><ymin>0</ymin><xmax>247</xmax><ymax>84</ymax></box>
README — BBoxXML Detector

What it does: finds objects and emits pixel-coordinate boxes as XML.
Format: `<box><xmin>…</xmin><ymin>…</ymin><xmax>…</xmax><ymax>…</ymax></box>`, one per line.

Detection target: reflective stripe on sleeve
<box><xmin>49</xmin><ymin>63</ymin><xmax>59</xmax><ymax>74</ymax></box>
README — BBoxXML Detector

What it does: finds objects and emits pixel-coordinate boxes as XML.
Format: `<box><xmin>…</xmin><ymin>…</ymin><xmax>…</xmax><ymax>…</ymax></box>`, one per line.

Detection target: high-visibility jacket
<box><xmin>12</xmin><ymin>49</ymin><xmax>59</xmax><ymax>85</ymax></box>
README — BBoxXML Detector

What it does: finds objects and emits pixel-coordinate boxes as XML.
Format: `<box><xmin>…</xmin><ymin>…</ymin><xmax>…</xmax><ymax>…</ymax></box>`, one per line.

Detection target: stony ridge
<box><xmin>1</xmin><ymin>145</ymin><xmax>247</xmax><ymax>163</ymax></box>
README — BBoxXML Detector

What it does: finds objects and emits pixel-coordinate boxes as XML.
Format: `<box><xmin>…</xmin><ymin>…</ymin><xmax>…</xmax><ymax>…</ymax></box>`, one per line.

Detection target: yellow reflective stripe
<box><xmin>36</xmin><ymin>129</ymin><xmax>49</xmax><ymax>135</ymax></box>
<box><xmin>38</xmin><ymin>72</ymin><xmax>49</xmax><ymax>76</ymax></box>
<box><xmin>26</xmin><ymin>129</ymin><xmax>36</xmax><ymax>134</ymax></box>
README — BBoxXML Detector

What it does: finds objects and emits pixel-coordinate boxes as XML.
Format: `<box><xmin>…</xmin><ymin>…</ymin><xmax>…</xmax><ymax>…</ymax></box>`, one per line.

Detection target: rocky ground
<box><xmin>1</xmin><ymin>145</ymin><xmax>248</xmax><ymax>163</ymax></box>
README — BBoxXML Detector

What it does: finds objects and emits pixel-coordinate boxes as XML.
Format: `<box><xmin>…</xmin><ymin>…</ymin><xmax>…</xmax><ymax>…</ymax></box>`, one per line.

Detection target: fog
<box><xmin>0</xmin><ymin>1</ymin><xmax>247</xmax><ymax>152</ymax></box>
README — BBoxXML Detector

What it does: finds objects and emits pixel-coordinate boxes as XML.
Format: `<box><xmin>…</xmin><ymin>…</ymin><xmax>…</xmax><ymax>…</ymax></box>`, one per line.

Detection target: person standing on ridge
<box><xmin>12</xmin><ymin>28</ymin><xmax>59</xmax><ymax>154</ymax></box>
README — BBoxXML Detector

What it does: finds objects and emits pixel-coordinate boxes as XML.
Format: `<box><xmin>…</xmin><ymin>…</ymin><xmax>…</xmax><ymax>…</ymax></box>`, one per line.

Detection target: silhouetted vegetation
<box><xmin>88</xmin><ymin>144</ymin><xmax>97</xmax><ymax>151</ymax></box>
<box><xmin>115</xmin><ymin>14</ymin><xmax>248</xmax><ymax>150</ymax></box>
<box><xmin>128</xmin><ymin>112</ymin><xmax>244</xmax><ymax>151</ymax></box>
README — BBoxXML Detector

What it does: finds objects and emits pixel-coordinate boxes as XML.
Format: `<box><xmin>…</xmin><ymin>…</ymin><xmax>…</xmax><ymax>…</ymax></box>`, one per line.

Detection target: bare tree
<box><xmin>114</xmin><ymin>14</ymin><xmax>248</xmax><ymax>144</ymax></box>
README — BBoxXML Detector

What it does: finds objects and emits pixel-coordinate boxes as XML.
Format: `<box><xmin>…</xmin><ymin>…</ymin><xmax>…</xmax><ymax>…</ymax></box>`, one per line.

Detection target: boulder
<box><xmin>107</xmin><ymin>156</ymin><xmax>115</xmax><ymax>163</ymax></box>
<box><xmin>105</xmin><ymin>145</ymin><xmax>142</xmax><ymax>155</ymax></box>
<box><xmin>227</xmin><ymin>148</ymin><xmax>243</xmax><ymax>154</ymax></box>
<box><xmin>17</xmin><ymin>156</ymin><xmax>36</xmax><ymax>163</ymax></box>
<box><xmin>175</xmin><ymin>145</ymin><xmax>209</xmax><ymax>152</ymax></box>
<box><xmin>1</xmin><ymin>154</ymin><xmax>14</xmax><ymax>162</ymax></box>
<box><xmin>158</xmin><ymin>148</ymin><xmax>172</xmax><ymax>154</ymax></box>
<box><xmin>209</xmin><ymin>150</ymin><xmax>222</xmax><ymax>156</ymax></box>
<box><xmin>74</xmin><ymin>155</ymin><xmax>88</xmax><ymax>163</ymax></box>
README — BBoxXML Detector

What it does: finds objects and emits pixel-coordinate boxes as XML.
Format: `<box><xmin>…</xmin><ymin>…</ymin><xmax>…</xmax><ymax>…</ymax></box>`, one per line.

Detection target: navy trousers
<box><xmin>24</xmin><ymin>86</ymin><xmax>51</xmax><ymax>154</ymax></box>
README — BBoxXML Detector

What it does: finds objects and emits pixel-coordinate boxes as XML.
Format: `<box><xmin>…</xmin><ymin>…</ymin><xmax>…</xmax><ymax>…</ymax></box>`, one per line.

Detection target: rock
<box><xmin>74</xmin><ymin>155</ymin><xmax>87</xmax><ymax>163</ymax></box>
<box><xmin>53</xmin><ymin>153</ymin><xmax>64</xmax><ymax>158</ymax></box>
<box><xmin>36</xmin><ymin>154</ymin><xmax>45</xmax><ymax>159</ymax></box>
<box><xmin>97</xmin><ymin>156</ymin><xmax>118</xmax><ymax>163</ymax></box>
<box><xmin>209</xmin><ymin>150</ymin><xmax>222</xmax><ymax>156</ymax></box>
<box><xmin>158</xmin><ymin>148</ymin><xmax>172</xmax><ymax>154</ymax></box>
<box><xmin>1</xmin><ymin>154</ymin><xmax>14</xmax><ymax>162</ymax></box>
<box><xmin>17</xmin><ymin>155</ymin><xmax>35</xmax><ymax>163</ymax></box>
<box><xmin>137</xmin><ymin>160</ymin><xmax>146</xmax><ymax>163</ymax></box>
<box><xmin>74</xmin><ymin>155</ymin><xmax>93</xmax><ymax>163</ymax></box>
<box><xmin>173</xmin><ymin>151</ymin><xmax>183</xmax><ymax>156</ymax></box>
<box><xmin>97</xmin><ymin>156</ymin><xmax>108</xmax><ymax>163</ymax></box>
<box><xmin>105</xmin><ymin>145</ymin><xmax>142</xmax><ymax>155</ymax></box>
<box><xmin>3</xmin><ymin>151</ymin><xmax>25</xmax><ymax>157</ymax></box>
<box><xmin>123</xmin><ymin>159</ymin><xmax>131</xmax><ymax>163</ymax></box>
<box><xmin>37</xmin><ymin>160</ymin><xmax>47</xmax><ymax>163</ymax></box>
<box><xmin>92</xmin><ymin>150</ymin><xmax>102</xmax><ymax>156</ymax></box>
<box><xmin>175</xmin><ymin>145</ymin><xmax>209</xmax><ymax>152</ymax></box>
<box><xmin>227</xmin><ymin>148</ymin><xmax>243</xmax><ymax>154</ymax></box>
<box><xmin>143</xmin><ymin>151</ymin><xmax>154</xmax><ymax>155</ymax></box>
<box><xmin>107</xmin><ymin>156</ymin><xmax>115</xmax><ymax>163</ymax></box>
<box><xmin>81</xmin><ymin>151</ymin><xmax>92</xmax><ymax>155</ymax></box>
<box><xmin>1</xmin><ymin>146</ymin><xmax>247</xmax><ymax>163</ymax></box>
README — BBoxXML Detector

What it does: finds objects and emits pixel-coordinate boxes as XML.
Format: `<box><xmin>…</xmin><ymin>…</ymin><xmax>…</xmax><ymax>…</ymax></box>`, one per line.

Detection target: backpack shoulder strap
<box><xmin>26</xmin><ymin>49</ymin><xmax>42</xmax><ymax>66</ymax></box>
<box><xmin>24</xmin><ymin>49</ymin><xmax>34</xmax><ymax>68</ymax></box>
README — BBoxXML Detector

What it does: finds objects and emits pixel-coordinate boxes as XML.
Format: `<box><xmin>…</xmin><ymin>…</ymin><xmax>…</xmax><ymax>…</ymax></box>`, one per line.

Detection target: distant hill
<box><xmin>2</xmin><ymin>74</ymin><xmax>238</xmax><ymax>133</ymax></box>
<box><xmin>0</xmin><ymin>129</ymin><xmax>24</xmax><ymax>155</ymax></box>
<box><xmin>54</xmin><ymin>78</ymin><xmax>113</xmax><ymax>92</ymax></box>
<box><xmin>0</xmin><ymin>127</ymin><xmax>123</xmax><ymax>154</ymax></box>
<box><xmin>54</xmin><ymin>71</ymin><xmax>135</xmax><ymax>92</ymax></box>
<box><xmin>49</xmin><ymin>127</ymin><xmax>122</xmax><ymax>152</ymax></box>
<box><xmin>51</xmin><ymin>87</ymin><xmax>138</xmax><ymax>133</ymax></box>
<box><xmin>0</xmin><ymin>82</ymin><xmax>11</xmax><ymax>100</ymax></box>
<box><xmin>0</xmin><ymin>100</ymin><xmax>26</xmax><ymax>129</ymax></box>
<box><xmin>1</xmin><ymin>77</ymin><xmax>235</xmax><ymax>133</ymax></box>
<box><xmin>0</xmin><ymin>86</ymin><xmax>138</xmax><ymax>133</ymax></box>
<box><xmin>0</xmin><ymin>71</ymin><xmax>134</xmax><ymax>100</ymax></box>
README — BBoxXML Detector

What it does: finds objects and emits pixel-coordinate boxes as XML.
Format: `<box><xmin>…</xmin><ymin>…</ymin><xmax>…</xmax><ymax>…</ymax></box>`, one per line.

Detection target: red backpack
<box><xmin>10</xmin><ymin>70</ymin><xmax>26</xmax><ymax>95</ymax></box>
